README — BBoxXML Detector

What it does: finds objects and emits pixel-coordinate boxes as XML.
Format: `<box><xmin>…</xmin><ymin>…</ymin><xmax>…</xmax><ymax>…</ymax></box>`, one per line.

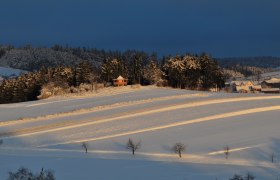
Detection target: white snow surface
<box><xmin>0</xmin><ymin>66</ymin><xmax>26</xmax><ymax>77</ymax></box>
<box><xmin>1</xmin><ymin>86</ymin><xmax>280</xmax><ymax>179</ymax></box>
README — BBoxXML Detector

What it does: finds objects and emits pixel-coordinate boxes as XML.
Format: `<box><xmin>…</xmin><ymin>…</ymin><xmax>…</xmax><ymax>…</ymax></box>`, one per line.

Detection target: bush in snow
<box><xmin>38</xmin><ymin>82</ymin><xmax>69</xmax><ymax>99</ymax></box>
<box><xmin>229</xmin><ymin>173</ymin><xmax>255</xmax><ymax>180</ymax></box>
<box><xmin>224</xmin><ymin>145</ymin><xmax>230</xmax><ymax>159</ymax></box>
<box><xmin>270</xmin><ymin>152</ymin><xmax>275</xmax><ymax>163</ymax></box>
<box><xmin>155</xmin><ymin>79</ymin><xmax>168</xmax><ymax>87</ymax></box>
<box><xmin>82</xmin><ymin>142</ymin><xmax>89</xmax><ymax>153</ymax></box>
<box><xmin>78</xmin><ymin>83</ymin><xmax>91</xmax><ymax>93</ymax></box>
<box><xmin>229</xmin><ymin>174</ymin><xmax>244</xmax><ymax>180</ymax></box>
<box><xmin>126</xmin><ymin>138</ymin><xmax>141</xmax><ymax>155</ymax></box>
<box><xmin>7</xmin><ymin>167</ymin><xmax>55</xmax><ymax>180</ymax></box>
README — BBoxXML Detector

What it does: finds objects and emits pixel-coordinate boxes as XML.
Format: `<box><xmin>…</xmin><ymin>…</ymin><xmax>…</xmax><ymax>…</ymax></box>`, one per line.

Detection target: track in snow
<box><xmin>1</xmin><ymin>96</ymin><xmax>280</xmax><ymax>139</ymax></box>
<box><xmin>38</xmin><ymin>105</ymin><xmax>280</xmax><ymax>147</ymax></box>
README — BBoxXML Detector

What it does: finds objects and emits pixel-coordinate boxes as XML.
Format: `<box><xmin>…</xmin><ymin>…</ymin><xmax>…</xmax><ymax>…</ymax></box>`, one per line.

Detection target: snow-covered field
<box><xmin>1</xmin><ymin>86</ymin><xmax>280</xmax><ymax>179</ymax></box>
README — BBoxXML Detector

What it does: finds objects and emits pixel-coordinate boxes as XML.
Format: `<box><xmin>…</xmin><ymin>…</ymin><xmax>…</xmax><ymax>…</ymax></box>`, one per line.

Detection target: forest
<box><xmin>0</xmin><ymin>44</ymin><xmax>257</xmax><ymax>104</ymax></box>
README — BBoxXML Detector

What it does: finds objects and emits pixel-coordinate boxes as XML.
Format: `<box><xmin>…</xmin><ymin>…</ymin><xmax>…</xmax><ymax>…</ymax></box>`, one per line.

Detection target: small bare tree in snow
<box><xmin>126</xmin><ymin>138</ymin><xmax>141</xmax><ymax>155</ymax></box>
<box><xmin>224</xmin><ymin>145</ymin><xmax>230</xmax><ymax>159</ymax></box>
<box><xmin>270</xmin><ymin>152</ymin><xmax>275</xmax><ymax>163</ymax></box>
<box><xmin>173</xmin><ymin>143</ymin><xmax>186</xmax><ymax>158</ymax></box>
<box><xmin>82</xmin><ymin>142</ymin><xmax>88</xmax><ymax>153</ymax></box>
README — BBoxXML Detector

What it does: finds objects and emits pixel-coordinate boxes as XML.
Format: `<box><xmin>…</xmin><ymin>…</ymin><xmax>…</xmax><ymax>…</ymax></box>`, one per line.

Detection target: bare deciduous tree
<box><xmin>82</xmin><ymin>142</ymin><xmax>88</xmax><ymax>153</ymax></box>
<box><xmin>173</xmin><ymin>143</ymin><xmax>186</xmax><ymax>158</ymax></box>
<box><xmin>270</xmin><ymin>152</ymin><xmax>275</xmax><ymax>163</ymax></box>
<box><xmin>224</xmin><ymin>145</ymin><xmax>230</xmax><ymax>159</ymax></box>
<box><xmin>126</xmin><ymin>138</ymin><xmax>141</xmax><ymax>155</ymax></box>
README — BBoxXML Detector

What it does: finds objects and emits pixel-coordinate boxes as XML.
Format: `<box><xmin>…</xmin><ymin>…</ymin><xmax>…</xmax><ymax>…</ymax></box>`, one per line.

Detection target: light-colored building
<box><xmin>261</xmin><ymin>78</ymin><xmax>280</xmax><ymax>88</ymax></box>
<box><xmin>229</xmin><ymin>81</ymin><xmax>256</xmax><ymax>93</ymax></box>
<box><xmin>260</xmin><ymin>78</ymin><xmax>280</xmax><ymax>94</ymax></box>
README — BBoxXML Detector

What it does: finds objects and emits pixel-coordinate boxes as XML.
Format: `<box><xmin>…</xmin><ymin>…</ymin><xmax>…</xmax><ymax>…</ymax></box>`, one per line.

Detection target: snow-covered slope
<box><xmin>1</xmin><ymin>86</ymin><xmax>280</xmax><ymax>179</ymax></box>
<box><xmin>0</xmin><ymin>66</ymin><xmax>26</xmax><ymax>77</ymax></box>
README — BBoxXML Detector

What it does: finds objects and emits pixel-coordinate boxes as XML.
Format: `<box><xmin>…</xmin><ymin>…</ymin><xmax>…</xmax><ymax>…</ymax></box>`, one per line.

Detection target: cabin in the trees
<box><xmin>113</xmin><ymin>75</ymin><xmax>128</xmax><ymax>86</ymax></box>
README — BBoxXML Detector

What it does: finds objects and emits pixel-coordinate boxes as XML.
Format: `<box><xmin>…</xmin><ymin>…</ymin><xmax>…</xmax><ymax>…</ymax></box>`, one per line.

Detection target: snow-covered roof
<box><xmin>236</xmin><ymin>86</ymin><xmax>251</xmax><ymax>91</ymax></box>
<box><xmin>230</xmin><ymin>80</ymin><xmax>254</xmax><ymax>86</ymax></box>
<box><xmin>264</xmin><ymin>78</ymin><xmax>280</xmax><ymax>84</ymax></box>
<box><xmin>116</xmin><ymin>75</ymin><xmax>125</xmax><ymax>80</ymax></box>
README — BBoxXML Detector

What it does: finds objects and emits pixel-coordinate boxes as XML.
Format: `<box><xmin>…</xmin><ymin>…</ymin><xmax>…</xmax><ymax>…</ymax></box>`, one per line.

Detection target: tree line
<box><xmin>0</xmin><ymin>45</ymin><xmax>225</xmax><ymax>104</ymax></box>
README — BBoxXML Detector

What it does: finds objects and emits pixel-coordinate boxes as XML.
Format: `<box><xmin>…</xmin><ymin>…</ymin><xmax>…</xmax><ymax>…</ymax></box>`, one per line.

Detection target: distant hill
<box><xmin>0</xmin><ymin>45</ymin><xmax>117</xmax><ymax>71</ymax></box>
<box><xmin>217</xmin><ymin>56</ymin><xmax>280</xmax><ymax>68</ymax></box>
<box><xmin>1</xmin><ymin>45</ymin><xmax>280</xmax><ymax>72</ymax></box>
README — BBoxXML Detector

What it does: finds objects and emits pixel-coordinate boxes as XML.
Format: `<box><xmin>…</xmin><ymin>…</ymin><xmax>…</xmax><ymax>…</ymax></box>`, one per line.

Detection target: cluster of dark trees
<box><xmin>7</xmin><ymin>167</ymin><xmax>55</xmax><ymax>180</ymax></box>
<box><xmin>0</xmin><ymin>61</ymin><xmax>95</xmax><ymax>103</ymax></box>
<box><xmin>0</xmin><ymin>45</ymin><xmax>225</xmax><ymax>104</ymax></box>
<box><xmin>217</xmin><ymin>56</ymin><xmax>280</xmax><ymax>69</ymax></box>
<box><xmin>224</xmin><ymin>64</ymin><xmax>271</xmax><ymax>78</ymax></box>
<box><xmin>229</xmin><ymin>173</ymin><xmax>255</xmax><ymax>180</ymax></box>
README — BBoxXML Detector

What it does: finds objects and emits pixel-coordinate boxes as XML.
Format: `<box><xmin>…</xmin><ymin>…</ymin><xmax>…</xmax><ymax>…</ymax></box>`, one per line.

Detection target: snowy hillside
<box><xmin>0</xmin><ymin>66</ymin><xmax>26</xmax><ymax>77</ymax></box>
<box><xmin>260</xmin><ymin>70</ymin><xmax>280</xmax><ymax>79</ymax></box>
<box><xmin>1</xmin><ymin>86</ymin><xmax>280</xmax><ymax>179</ymax></box>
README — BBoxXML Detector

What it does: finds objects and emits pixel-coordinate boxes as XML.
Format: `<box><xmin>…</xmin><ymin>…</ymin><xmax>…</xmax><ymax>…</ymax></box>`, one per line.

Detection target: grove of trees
<box><xmin>0</xmin><ymin>45</ymin><xmax>225</xmax><ymax>104</ymax></box>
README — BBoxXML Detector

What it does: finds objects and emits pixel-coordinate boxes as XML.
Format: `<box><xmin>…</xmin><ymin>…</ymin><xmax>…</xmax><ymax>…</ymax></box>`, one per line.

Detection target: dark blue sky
<box><xmin>1</xmin><ymin>0</ymin><xmax>280</xmax><ymax>57</ymax></box>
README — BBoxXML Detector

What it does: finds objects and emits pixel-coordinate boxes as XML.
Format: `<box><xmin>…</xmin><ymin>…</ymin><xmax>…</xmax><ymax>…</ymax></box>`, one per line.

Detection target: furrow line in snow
<box><xmin>0</xmin><ymin>93</ymin><xmax>206</xmax><ymax>126</ymax></box>
<box><xmin>1</xmin><ymin>96</ymin><xmax>280</xmax><ymax>139</ymax></box>
<box><xmin>38</xmin><ymin>105</ymin><xmax>280</xmax><ymax>147</ymax></box>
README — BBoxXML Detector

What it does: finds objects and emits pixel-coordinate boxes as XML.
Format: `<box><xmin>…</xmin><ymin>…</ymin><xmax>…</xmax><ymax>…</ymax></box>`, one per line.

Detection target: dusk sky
<box><xmin>1</xmin><ymin>0</ymin><xmax>280</xmax><ymax>57</ymax></box>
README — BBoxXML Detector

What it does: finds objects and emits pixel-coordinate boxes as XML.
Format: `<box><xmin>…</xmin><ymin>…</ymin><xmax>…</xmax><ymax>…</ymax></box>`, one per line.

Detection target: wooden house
<box><xmin>261</xmin><ymin>78</ymin><xmax>280</xmax><ymax>88</ymax></box>
<box><xmin>113</xmin><ymin>75</ymin><xmax>128</xmax><ymax>86</ymax></box>
<box><xmin>230</xmin><ymin>81</ymin><xmax>255</xmax><ymax>93</ymax></box>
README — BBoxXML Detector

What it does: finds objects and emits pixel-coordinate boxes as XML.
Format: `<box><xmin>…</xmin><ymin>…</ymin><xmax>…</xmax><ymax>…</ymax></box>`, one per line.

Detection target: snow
<box><xmin>0</xmin><ymin>66</ymin><xmax>26</xmax><ymax>77</ymax></box>
<box><xmin>264</xmin><ymin>78</ymin><xmax>280</xmax><ymax>84</ymax></box>
<box><xmin>1</xmin><ymin>86</ymin><xmax>280</xmax><ymax>179</ymax></box>
<box><xmin>115</xmin><ymin>75</ymin><xmax>125</xmax><ymax>80</ymax></box>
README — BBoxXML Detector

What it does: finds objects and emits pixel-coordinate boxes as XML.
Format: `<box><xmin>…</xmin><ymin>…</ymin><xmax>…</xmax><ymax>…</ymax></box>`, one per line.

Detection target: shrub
<box><xmin>7</xmin><ymin>167</ymin><xmax>55</xmax><ymax>180</ymax></box>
